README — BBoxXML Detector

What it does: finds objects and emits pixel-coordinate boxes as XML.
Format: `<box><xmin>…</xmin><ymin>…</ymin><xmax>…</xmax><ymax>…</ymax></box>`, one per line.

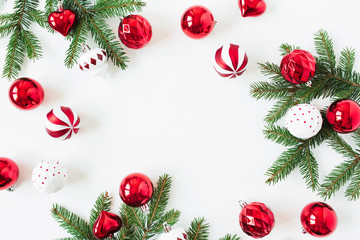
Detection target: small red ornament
<box><xmin>326</xmin><ymin>99</ymin><xmax>360</xmax><ymax>133</ymax></box>
<box><xmin>301</xmin><ymin>202</ymin><xmax>337</xmax><ymax>237</ymax></box>
<box><xmin>280</xmin><ymin>49</ymin><xmax>316</xmax><ymax>85</ymax></box>
<box><xmin>48</xmin><ymin>2</ymin><xmax>76</xmax><ymax>36</ymax></box>
<box><xmin>238</xmin><ymin>0</ymin><xmax>267</xmax><ymax>17</ymax></box>
<box><xmin>118</xmin><ymin>15</ymin><xmax>152</xmax><ymax>49</ymax></box>
<box><xmin>239</xmin><ymin>201</ymin><xmax>275</xmax><ymax>238</ymax></box>
<box><xmin>9</xmin><ymin>77</ymin><xmax>44</xmax><ymax>110</ymax></box>
<box><xmin>181</xmin><ymin>5</ymin><xmax>215</xmax><ymax>39</ymax></box>
<box><xmin>93</xmin><ymin>211</ymin><xmax>122</xmax><ymax>239</ymax></box>
<box><xmin>214</xmin><ymin>43</ymin><xmax>248</xmax><ymax>78</ymax></box>
<box><xmin>0</xmin><ymin>157</ymin><xmax>19</xmax><ymax>191</ymax></box>
<box><xmin>119</xmin><ymin>173</ymin><xmax>153</xmax><ymax>208</ymax></box>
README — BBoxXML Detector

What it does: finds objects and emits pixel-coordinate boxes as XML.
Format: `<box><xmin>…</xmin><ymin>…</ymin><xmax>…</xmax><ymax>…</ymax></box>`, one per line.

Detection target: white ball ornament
<box><xmin>158</xmin><ymin>223</ymin><xmax>188</xmax><ymax>240</ymax></box>
<box><xmin>285</xmin><ymin>104</ymin><xmax>323</xmax><ymax>139</ymax></box>
<box><xmin>78</xmin><ymin>44</ymin><xmax>108</xmax><ymax>76</ymax></box>
<box><xmin>32</xmin><ymin>160</ymin><xmax>68</xmax><ymax>194</ymax></box>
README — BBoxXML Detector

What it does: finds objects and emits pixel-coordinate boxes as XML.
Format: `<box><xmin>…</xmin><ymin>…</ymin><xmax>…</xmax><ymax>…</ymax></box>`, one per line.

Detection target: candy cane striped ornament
<box><xmin>214</xmin><ymin>43</ymin><xmax>248</xmax><ymax>78</ymax></box>
<box><xmin>45</xmin><ymin>106</ymin><xmax>80</xmax><ymax>140</ymax></box>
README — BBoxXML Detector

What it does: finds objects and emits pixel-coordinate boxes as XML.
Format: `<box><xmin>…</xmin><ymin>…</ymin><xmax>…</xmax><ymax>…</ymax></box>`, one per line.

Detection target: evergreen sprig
<box><xmin>52</xmin><ymin>174</ymin><xmax>238</xmax><ymax>240</ymax></box>
<box><xmin>251</xmin><ymin>29</ymin><xmax>360</xmax><ymax>200</ymax></box>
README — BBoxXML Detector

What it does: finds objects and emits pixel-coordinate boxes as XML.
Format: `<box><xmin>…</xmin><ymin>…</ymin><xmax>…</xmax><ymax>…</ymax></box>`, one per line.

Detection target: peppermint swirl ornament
<box><xmin>32</xmin><ymin>160</ymin><xmax>68</xmax><ymax>194</ymax></box>
<box><xmin>214</xmin><ymin>43</ymin><xmax>248</xmax><ymax>78</ymax></box>
<box><xmin>45</xmin><ymin>106</ymin><xmax>80</xmax><ymax>140</ymax></box>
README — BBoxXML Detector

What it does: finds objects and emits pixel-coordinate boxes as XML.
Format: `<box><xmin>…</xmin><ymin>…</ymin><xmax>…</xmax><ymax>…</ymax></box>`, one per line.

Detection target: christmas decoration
<box><xmin>51</xmin><ymin>175</ymin><xmax>238</xmax><ymax>240</ymax></box>
<box><xmin>9</xmin><ymin>77</ymin><xmax>44</xmax><ymax>110</ymax></box>
<box><xmin>238</xmin><ymin>0</ymin><xmax>267</xmax><ymax>17</ymax></box>
<box><xmin>239</xmin><ymin>201</ymin><xmax>275</xmax><ymax>238</ymax></box>
<box><xmin>158</xmin><ymin>223</ymin><xmax>188</xmax><ymax>240</ymax></box>
<box><xmin>32</xmin><ymin>160</ymin><xmax>68</xmax><ymax>194</ymax></box>
<box><xmin>0</xmin><ymin>157</ymin><xmax>19</xmax><ymax>191</ymax></box>
<box><xmin>214</xmin><ymin>44</ymin><xmax>248</xmax><ymax>79</ymax></box>
<box><xmin>47</xmin><ymin>1</ymin><xmax>76</xmax><ymax>36</ymax></box>
<box><xmin>301</xmin><ymin>202</ymin><xmax>338</xmax><ymax>237</ymax></box>
<box><xmin>280</xmin><ymin>49</ymin><xmax>316</xmax><ymax>85</ymax></box>
<box><xmin>119</xmin><ymin>173</ymin><xmax>153</xmax><ymax>210</ymax></box>
<box><xmin>118</xmin><ymin>15</ymin><xmax>152</xmax><ymax>49</ymax></box>
<box><xmin>326</xmin><ymin>99</ymin><xmax>360</xmax><ymax>133</ymax></box>
<box><xmin>78</xmin><ymin>44</ymin><xmax>108</xmax><ymax>76</ymax></box>
<box><xmin>250</xmin><ymin>30</ymin><xmax>360</xmax><ymax>200</ymax></box>
<box><xmin>45</xmin><ymin>106</ymin><xmax>80</xmax><ymax>140</ymax></box>
<box><xmin>285</xmin><ymin>104</ymin><xmax>323</xmax><ymax>139</ymax></box>
<box><xmin>181</xmin><ymin>5</ymin><xmax>215</xmax><ymax>39</ymax></box>
<box><xmin>93</xmin><ymin>211</ymin><xmax>122</xmax><ymax>239</ymax></box>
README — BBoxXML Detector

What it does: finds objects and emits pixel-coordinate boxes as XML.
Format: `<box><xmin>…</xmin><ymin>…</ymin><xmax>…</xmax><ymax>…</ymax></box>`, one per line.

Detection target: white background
<box><xmin>1</xmin><ymin>0</ymin><xmax>360</xmax><ymax>239</ymax></box>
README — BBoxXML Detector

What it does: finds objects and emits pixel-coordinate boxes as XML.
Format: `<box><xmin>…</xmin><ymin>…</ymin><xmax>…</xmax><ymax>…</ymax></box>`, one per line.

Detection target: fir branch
<box><xmin>258</xmin><ymin>62</ymin><xmax>287</xmax><ymax>84</ymax></box>
<box><xmin>339</xmin><ymin>47</ymin><xmax>356</xmax><ymax>78</ymax></box>
<box><xmin>187</xmin><ymin>218</ymin><xmax>210</xmax><ymax>240</ymax></box>
<box><xmin>89</xmin><ymin>191</ymin><xmax>112</xmax><ymax>227</ymax></box>
<box><xmin>279</xmin><ymin>43</ymin><xmax>298</xmax><ymax>56</ymax></box>
<box><xmin>345</xmin><ymin>166</ymin><xmax>360</xmax><ymax>201</ymax></box>
<box><xmin>22</xmin><ymin>29</ymin><xmax>42</xmax><ymax>60</ymax></box>
<box><xmin>51</xmin><ymin>204</ymin><xmax>94</xmax><ymax>239</ymax></box>
<box><xmin>250</xmin><ymin>81</ymin><xmax>295</xmax><ymax>100</ymax></box>
<box><xmin>154</xmin><ymin>209</ymin><xmax>181</xmax><ymax>233</ymax></box>
<box><xmin>353</xmin><ymin>129</ymin><xmax>360</xmax><ymax>148</ymax></box>
<box><xmin>265</xmin><ymin>95</ymin><xmax>295</xmax><ymax>124</ymax></box>
<box><xmin>90</xmin><ymin>0</ymin><xmax>146</xmax><ymax>18</ymax></box>
<box><xmin>299</xmin><ymin>146</ymin><xmax>319</xmax><ymax>191</ymax></box>
<box><xmin>64</xmin><ymin>16</ymin><xmax>87</xmax><ymax>67</ymax></box>
<box><xmin>218</xmin><ymin>234</ymin><xmax>241</xmax><ymax>240</ymax></box>
<box><xmin>263</xmin><ymin>125</ymin><xmax>303</xmax><ymax>147</ymax></box>
<box><xmin>326</xmin><ymin>129</ymin><xmax>358</xmax><ymax>160</ymax></box>
<box><xmin>314</xmin><ymin>29</ymin><xmax>336</xmax><ymax>73</ymax></box>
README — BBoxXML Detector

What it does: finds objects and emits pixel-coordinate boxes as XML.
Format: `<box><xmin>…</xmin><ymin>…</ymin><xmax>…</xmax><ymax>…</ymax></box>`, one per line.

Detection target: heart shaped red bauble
<box><xmin>48</xmin><ymin>10</ymin><xmax>76</xmax><ymax>36</ymax></box>
<box><xmin>238</xmin><ymin>0</ymin><xmax>266</xmax><ymax>17</ymax></box>
<box><xmin>93</xmin><ymin>211</ymin><xmax>122</xmax><ymax>239</ymax></box>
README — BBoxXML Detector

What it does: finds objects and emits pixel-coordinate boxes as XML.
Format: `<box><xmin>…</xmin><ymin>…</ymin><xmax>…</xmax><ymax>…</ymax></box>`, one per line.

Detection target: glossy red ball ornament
<box><xmin>119</xmin><ymin>173</ymin><xmax>153</xmax><ymax>208</ymax></box>
<box><xmin>48</xmin><ymin>3</ymin><xmax>76</xmax><ymax>36</ymax></box>
<box><xmin>238</xmin><ymin>0</ymin><xmax>267</xmax><ymax>17</ymax></box>
<box><xmin>326</xmin><ymin>99</ymin><xmax>360</xmax><ymax>133</ymax></box>
<box><xmin>301</xmin><ymin>202</ymin><xmax>337</xmax><ymax>237</ymax></box>
<box><xmin>239</xmin><ymin>202</ymin><xmax>275</xmax><ymax>238</ymax></box>
<box><xmin>280</xmin><ymin>49</ymin><xmax>316</xmax><ymax>85</ymax></box>
<box><xmin>9</xmin><ymin>77</ymin><xmax>44</xmax><ymax>110</ymax></box>
<box><xmin>181</xmin><ymin>5</ymin><xmax>215</xmax><ymax>39</ymax></box>
<box><xmin>0</xmin><ymin>157</ymin><xmax>19</xmax><ymax>191</ymax></box>
<box><xmin>93</xmin><ymin>211</ymin><xmax>122</xmax><ymax>239</ymax></box>
<box><xmin>118</xmin><ymin>15</ymin><xmax>152</xmax><ymax>49</ymax></box>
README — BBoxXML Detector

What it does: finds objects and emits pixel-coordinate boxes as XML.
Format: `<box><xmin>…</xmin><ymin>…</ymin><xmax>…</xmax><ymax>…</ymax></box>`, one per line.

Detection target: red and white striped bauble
<box><xmin>45</xmin><ymin>106</ymin><xmax>80</xmax><ymax>140</ymax></box>
<box><xmin>78</xmin><ymin>46</ymin><xmax>108</xmax><ymax>75</ymax></box>
<box><xmin>214</xmin><ymin>43</ymin><xmax>248</xmax><ymax>78</ymax></box>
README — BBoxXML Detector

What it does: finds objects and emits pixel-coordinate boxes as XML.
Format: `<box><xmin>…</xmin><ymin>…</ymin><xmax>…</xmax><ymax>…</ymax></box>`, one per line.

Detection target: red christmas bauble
<box><xmin>280</xmin><ymin>49</ymin><xmax>316</xmax><ymax>84</ymax></box>
<box><xmin>326</xmin><ymin>99</ymin><xmax>360</xmax><ymax>133</ymax></box>
<box><xmin>0</xmin><ymin>157</ymin><xmax>19</xmax><ymax>190</ymax></box>
<box><xmin>301</xmin><ymin>202</ymin><xmax>337</xmax><ymax>237</ymax></box>
<box><xmin>238</xmin><ymin>0</ymin><xmax>267</xmax><ymax>17</ymax></box>
<box><xmin>239</xmin><ymin>202</ymin><xmax>275</xmax><ymax>238</ymax></box>
<box><xmin>93</xmin><ymin>211</ymin><xmax>122</xmax><ymax>239</ymax></box>
<box><xmin>181</xmin><ymin>5</ymin><xmax>215</xmax><ymax>39</ymax></box>
<box><xmin>48</xmin><ymin>8</ymin><xmax>76</xmax><ymax>37</ymax></box>
<box><xmin>119</xmin><ymin>173</ymin><xmax>153</xmax><ymax>207</ymax></box>
<box><xmin>9</xmin><ymin>77</ymin><xmax>44</xmax><ymax>110</ymax></box>
<box><xmin>118</xmin><ymin>15</ymin><xmax>152</xmax><ymax>49</ymax></box>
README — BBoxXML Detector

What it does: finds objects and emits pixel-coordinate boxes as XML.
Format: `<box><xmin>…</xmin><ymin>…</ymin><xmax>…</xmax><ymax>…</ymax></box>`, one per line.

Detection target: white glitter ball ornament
<box><xmin>285</xmin><ymin>104</ymin><xmax>323</xmax><ymax>139</ymax></box>
<box><xmin>32</xmin><ymin>160</ymin><xmax>68</xmax><ymax>194</ymax></box>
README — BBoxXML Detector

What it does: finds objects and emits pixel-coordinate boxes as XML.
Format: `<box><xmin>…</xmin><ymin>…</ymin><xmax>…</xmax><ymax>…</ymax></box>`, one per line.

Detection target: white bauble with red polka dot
<box><xmin>285</xmin><ymin>104</ymin><xmax>323</xmax><ymax>139</ymax></box>
<box><xmin>32</xmin><ymin>160</ymin><xmax>68</xmax><ymax>194</ymax></box>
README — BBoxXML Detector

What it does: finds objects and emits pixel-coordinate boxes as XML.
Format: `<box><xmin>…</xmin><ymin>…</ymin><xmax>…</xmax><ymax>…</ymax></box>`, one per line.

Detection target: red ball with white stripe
<box><xmin>214</xmin><ymin>43</ymin><xmax>248</xmax><ymax>78</ymax></box>
<box><xmin>45</xmin><ymin>106</ymin><xmax>80</xmax><ymax>140</ymax></box>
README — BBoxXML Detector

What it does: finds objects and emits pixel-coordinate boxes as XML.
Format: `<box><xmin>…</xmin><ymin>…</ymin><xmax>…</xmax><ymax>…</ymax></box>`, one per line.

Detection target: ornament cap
<box><xmin>238</xmin><ymin>200</ymin><xmax>248</xmax><ymax>209</ymax></box>
<box><xmin>302</xmin><ymin>227</ymin><xmax>307</xmax><ymax>234</ymax></box>
<box><xmin>140</xmin><ymin>203</ymin><xmax>150</xmax><ymax>214</ymax></box>
<box><xmin>305</xmin><ymin>80</ymin><xmax>312</xmax><ymax>87</ymax></box>
<box><xmin>57</xmin><ymin>1</ymin><xmax>64</xmax><ymax>11</ymax></box>
<box><xmin>7</xmin><ymin>186</ymin><xmax>15</xmax><ymax>192</ymax></box>
<box><xmin>163</xmin><ymin>222</ymin><xmax>172</xmax><ymax>233</ymax></box>
<box><xmin>81</xmin><ymin>43</ymin><xmax>91</xmax><ymax>53</ymax></box>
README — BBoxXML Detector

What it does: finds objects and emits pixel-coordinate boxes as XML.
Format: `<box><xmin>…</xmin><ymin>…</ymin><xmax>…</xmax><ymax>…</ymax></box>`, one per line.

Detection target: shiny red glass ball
<box><xmin>239</xmin><ymin>202</ymin><xmax>275</xmax><ymax>238</ymax></box>
<box><xmin>93</xmin><ymin>211</ymin><xmax>122</xmax><ymax>239</ymax></box>
<box><xmin>9</xmin><ymin>78</ymin><xmax>44</xmax><ymax>110</ymax></box>
<box><xmin>118</xmin><ymin>15</ymin><xmax>152</xmax><ymax>49</ymax></box>
<box><xmin>326</xmin><ymin>99</ymin><xmax>360</xmax><ymax>133</ymax></box>
<box><xmin>181</xmin><ymin>5</ymin><xmax>215</xmax><ymax>39</ymax></box>
<box><xmin>0</xmin><ymin>157</ymin><xmax>19</xmax><ymax>190</ymax></box>
<box><xmin>119</xmin><ymin>173</ymin><xmax>153</xmax><ymax>207</ymax></box>
<box><xmin>280</xmin><ymin>49</ymin><xmax>316</xmax><ymax>84</ymax></box>
<box><xmin>301</xmin><ymin>202</ymin><xmax>337</xmax><ymax>237</ymax></box>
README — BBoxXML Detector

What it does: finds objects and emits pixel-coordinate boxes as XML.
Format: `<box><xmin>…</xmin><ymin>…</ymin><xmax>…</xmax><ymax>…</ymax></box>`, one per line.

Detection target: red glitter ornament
<box><xmin>326</xmin><ymin>99</ymin><xmax>360</xmax><ymax>133</ymax></box>
<box><xmin>238</xmin><ymin>0</ymin><xmax>267</xmax><ymax>17</ymax></box>
<box><xmin>118</xmin><ymin>15</ymin><xmax>152</xmax><ymax>49</ymax></box>
<box><xmin>280</xmin><ymin>49</ymin><xmax>316</xmax><ymax>85</ymax></box>
<box><xmin>9</xmin><ymin>77</ymin><xmax>44</xmax><ymax>110</ymax></box>
<box><xmin>93</xmin><ymin>211</ymin><xmax>122</xmax><ymax>239</ymax></box>
<box><xmin>119</xmin><ymin>173</ymin><xmax>153</xmax><ymax>208</ymax></box>
<box><xmin>301</xmin><ymin>202</ymin><xmax>337</xmax><ymax>237</ymax></box>
<box><xmin>239</xmin><ymin>201</ymin><xmax>275</xmax><ymax>238</ymax></box>
<box><xmin>47</xmin><ymin>2</ymin><xmax>76</xmax><ymax>36</ymax></box>
<box><xmin>181</xmin><ymin>5</ymin><xmax>215</xmax><ymax>39</ymax></box>
<box><xmin>0</xmin><ymin>157</ymin><xmax>19</xmax><ymax>191</ymax></box>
